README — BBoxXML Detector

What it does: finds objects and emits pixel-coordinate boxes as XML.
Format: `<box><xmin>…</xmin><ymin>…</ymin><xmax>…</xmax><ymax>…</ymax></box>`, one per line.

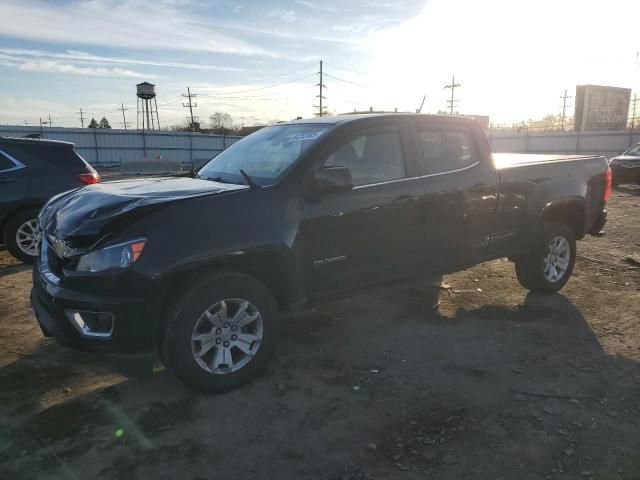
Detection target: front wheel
<box><xmin>163</xmin><ymin>272</ymin><xmax>279</xmax><ymax>393</ymax></box>
<box><xmin>515</xmin><ymin>222</ymin><xmax>576</xmax><ymax>294</ymax></box>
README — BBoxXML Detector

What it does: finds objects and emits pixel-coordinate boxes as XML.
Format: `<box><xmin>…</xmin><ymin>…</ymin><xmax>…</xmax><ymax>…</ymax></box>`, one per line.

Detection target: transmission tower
<box><xmin>313</xmin><ymin>60</ymin><xmax>328</xmax><ymax>117</ymax></box>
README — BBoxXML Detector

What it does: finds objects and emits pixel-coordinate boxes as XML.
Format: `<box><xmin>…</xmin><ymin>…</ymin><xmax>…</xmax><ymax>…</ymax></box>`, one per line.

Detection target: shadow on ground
<box><xmin>1</xmin><ymin>280</ymin><xmax>638</xmax><ymax>480</ymax></box>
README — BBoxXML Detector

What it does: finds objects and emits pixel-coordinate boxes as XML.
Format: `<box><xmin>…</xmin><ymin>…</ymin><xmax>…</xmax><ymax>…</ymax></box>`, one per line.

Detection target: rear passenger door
<box><xmin>301</xmin><ymin>120</ymin><xmax>426</xmax><ymax>298</ymax></box>
<box><xmin>416</xmin><ymin>120</ymin><xmax>498</xmax><ymax>271</ymax></box>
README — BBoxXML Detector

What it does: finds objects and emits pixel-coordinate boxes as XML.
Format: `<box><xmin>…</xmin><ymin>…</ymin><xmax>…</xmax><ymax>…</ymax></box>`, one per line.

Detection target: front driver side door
<box><xmin>300</xmin><ymin>123</ymin><xmax>426</xmax><ymax>299</ymax></box>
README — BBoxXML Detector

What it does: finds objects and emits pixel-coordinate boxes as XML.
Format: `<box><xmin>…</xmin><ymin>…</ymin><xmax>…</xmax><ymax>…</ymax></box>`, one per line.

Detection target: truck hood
<box><xmin>39</xmin><ymin>176</ymin><xmax>248</xmax><ymax>242</ymax></box>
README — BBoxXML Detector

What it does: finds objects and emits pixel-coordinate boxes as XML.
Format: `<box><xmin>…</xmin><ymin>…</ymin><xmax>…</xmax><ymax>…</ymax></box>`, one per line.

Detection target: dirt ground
<box><xmin>0</xmin><ymin>186</ymin><xmax>639</xmax><ymax>480</ymax></box>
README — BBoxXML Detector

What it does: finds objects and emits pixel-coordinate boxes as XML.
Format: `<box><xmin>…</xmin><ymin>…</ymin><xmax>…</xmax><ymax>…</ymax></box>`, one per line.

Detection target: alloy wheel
<box><xmin>191</xmin><ymin>298</ymin><xmax>263</xmax><ymax>375</ymax></box>
<box><xmin>543</xmin><ymin>236</ymin><xmax>570</xmax><ymax>282</ymax></box>
<box><xmin>15</xmin><ymin>219</ymin><xmax>42</xmax><ymax>257</ymax></box>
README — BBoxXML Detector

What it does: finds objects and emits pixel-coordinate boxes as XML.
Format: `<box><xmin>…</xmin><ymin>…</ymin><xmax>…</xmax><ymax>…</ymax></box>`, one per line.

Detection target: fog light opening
<box><xmin>65</xmin><ymin>310</ymin><xmax>114</xmax><ymax>339</ymax></box>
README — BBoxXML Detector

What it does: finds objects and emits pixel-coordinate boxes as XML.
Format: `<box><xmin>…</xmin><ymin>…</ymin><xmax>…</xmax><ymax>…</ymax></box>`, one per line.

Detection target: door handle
<box><xmin>0</xmin><ymin>178</ymin><xmax>17</xmax><ymax>184</ymax></box>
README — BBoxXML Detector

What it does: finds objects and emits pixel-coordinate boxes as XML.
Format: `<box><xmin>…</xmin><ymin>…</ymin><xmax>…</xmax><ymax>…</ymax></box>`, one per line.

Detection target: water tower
<box><xmin>136</xmin><ymin>82</ymin><xmax>160</xmax><ymax>130</ymax></box>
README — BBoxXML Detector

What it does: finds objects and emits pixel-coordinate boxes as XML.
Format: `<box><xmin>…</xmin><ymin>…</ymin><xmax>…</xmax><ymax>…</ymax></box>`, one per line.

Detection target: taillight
<box><xmin>78</xmin><ymin>171</ymin><xmax>100</xmax><ymax>185</ymax></box>
<box><xmin>603</xmin><ymin>166</ymin><xmax>612</xmax><ymax>202</ymax></box>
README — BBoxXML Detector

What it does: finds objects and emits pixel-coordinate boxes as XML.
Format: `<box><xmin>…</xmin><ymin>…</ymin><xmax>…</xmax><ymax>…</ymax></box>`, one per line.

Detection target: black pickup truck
<box><xmin>31</xmin><ymin>114</ymin><xmax>611</xmax><ymax>392</ymax></box>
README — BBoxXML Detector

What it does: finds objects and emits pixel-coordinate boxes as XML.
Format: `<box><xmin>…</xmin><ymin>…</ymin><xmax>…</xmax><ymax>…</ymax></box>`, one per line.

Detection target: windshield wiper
<box><xmin>239</xmin><ymin>169</ymin><xmax>261</xmax><ymax>189</ymax></box>
<box><xmin>201</xmin><ymin>175</ymin><xmax>232</xmax><ymax>184</ymax></box>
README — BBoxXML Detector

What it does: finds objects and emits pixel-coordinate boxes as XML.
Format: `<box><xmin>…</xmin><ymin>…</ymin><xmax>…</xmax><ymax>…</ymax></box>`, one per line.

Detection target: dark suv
<box><xmin>0</xmin><ymin>137</ymin><xmax>99</xmax><ymax>263</ymax></box>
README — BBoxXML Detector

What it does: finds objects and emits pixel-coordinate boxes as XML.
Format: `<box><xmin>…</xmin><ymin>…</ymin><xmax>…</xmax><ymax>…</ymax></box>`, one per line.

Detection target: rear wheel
<box><xmin>163</xmin><ymin>272</ymin><xmax>279</xmax><ymax>393</ymax></box>
<box><xmin>515</xmin><ymin>222</ymin><xmax>576</xmax><ymax>294</ymax></box>
<box><xmin>4</xmin><ymin>209</ymin><xmax>42</xmax><ymax>263</ymax></box>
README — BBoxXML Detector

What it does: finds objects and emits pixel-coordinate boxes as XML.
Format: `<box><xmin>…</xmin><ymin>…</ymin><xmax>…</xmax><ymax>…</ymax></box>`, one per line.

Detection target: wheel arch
<box><xmin>1</xmin><ymin>202</ymin><xmax>44</xmax><ymax>243</ymax></box>
<box><xmin>155</xmin><ymin>247</ymin><xmax>302</xmax><ymax>348</ymax></box>
<box><xmin>540</xmin><ymin>198</ymin><xmax>586</xmax><ymax>240</ymax></box>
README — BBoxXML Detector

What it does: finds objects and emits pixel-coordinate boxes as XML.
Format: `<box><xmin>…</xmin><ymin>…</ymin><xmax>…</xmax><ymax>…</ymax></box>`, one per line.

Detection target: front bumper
<box><xmin>31</xmin><ymin>260</ymin><xmax>157</xmax><ymax>375</ymax></box>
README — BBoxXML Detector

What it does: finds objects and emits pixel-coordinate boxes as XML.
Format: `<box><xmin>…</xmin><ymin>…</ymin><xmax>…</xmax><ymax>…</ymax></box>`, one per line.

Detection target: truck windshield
<box><xmin>197</xmin><ymin>124</ymin><xmax>329</xmax><ymax>186</ymax></box>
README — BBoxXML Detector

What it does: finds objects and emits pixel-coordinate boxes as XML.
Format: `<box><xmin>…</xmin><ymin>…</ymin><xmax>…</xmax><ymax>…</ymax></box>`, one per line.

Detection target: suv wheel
<box><xmin>4</xmin><ymin>209</ymin><xmax>42</xmax><ymax>263</ymax></box>
<box><xmin>515</xmin><ymin>222</ymin><xmax>576</xmax><ymax>294</ymax></box>
<box><xmin>163</xmin><ymin>272</ymin><xmax>279</xmax><ymax>393</ymax></box>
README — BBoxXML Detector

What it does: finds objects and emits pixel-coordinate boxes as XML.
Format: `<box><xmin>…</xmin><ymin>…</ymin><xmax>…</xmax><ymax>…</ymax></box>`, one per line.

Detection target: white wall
<box><xmin>488</xmin><ymin>129</ymin><xmax>640</xmax><ymax>158</ymax></box>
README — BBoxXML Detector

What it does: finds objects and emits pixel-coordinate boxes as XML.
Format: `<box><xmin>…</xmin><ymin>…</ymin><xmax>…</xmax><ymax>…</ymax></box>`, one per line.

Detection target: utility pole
<box><xmin>182</xmin><ymin>87</ymin><xmax>198</xmax><ymax>132</ymax></box>
<box><xmin>416</xmin><ymin>95</ymin><xmax>426</xmax><ymax>113</ymax></box>
<box><xmin>48</xmin><ymin>114</ymin><xmax>53</xmax><ymax>128</ymax></box>
<box><xmin>630</xmin><ymin>93</ymin><xmax>638</xmax><ymax>147</ymax></box>
<box><xmin>560</xmin><ymin>89</ymin><xmax>572</xmax><ymax>130</ymax></box>
<box><xmin>314</xmin><ymin>60</ymin><xmax>327</xmax><ymax>117</ymax></box>
<box><xmin>444</xmin><ymin>76</ymin><xmax>461</xmax><ymax>114</ymax></box>
<box><xmin>78</xmin><ymin>108</ymin><xmax>85</xmax><ymax>128</ymax></box>
<box><xmin>118</xmin><ymin>103</ymin><xmax>130</xmax><ymax>130</ymax></box>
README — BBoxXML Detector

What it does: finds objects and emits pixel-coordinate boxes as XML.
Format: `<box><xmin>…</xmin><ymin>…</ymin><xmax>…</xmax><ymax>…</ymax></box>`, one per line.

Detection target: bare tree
<box><xmin>209</xmin><ymin>112</ymin><xmax>233</xmax><ymax>134</ymax></box>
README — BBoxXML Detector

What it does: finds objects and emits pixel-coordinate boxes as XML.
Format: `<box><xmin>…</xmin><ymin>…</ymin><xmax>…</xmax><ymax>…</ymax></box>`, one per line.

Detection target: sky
<box><xmin>0</xmin><ymin>0</ymin><xmax>639</xmax><ymax>128</ymax></box>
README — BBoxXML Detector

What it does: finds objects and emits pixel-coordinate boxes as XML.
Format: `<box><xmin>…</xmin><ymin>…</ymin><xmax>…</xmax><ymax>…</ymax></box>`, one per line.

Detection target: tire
<box><xmin>3</xmin><ymin>209</ymin><xmax>42</xmax><ymax>264</ymax></box>
<box><xmin>163</xmin><ymin>272</ymin><xmax>279</xmax><ymax>393</ymax></box>
<box><xmin>611</xmin><ymin>178</ymin><xmax>620</xmax><ymax>188</ymax></box>
<box><xmin>515</xmin><ymin>222</ymin><xmax>576</xmax><ymax>294</ymax></box>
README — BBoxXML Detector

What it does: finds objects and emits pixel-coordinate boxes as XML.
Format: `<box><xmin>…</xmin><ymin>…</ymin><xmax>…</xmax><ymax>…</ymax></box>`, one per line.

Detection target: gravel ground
<box><xmin>0</xmin><ymin>185</ymin><xmax>639</xmax><ymax>480</ymax></box>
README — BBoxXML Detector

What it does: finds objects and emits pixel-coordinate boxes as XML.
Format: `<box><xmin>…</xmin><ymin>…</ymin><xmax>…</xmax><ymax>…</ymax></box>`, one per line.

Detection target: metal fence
<box><xmin>4</xmin><ymin>125</ymin><xmax>639</xmax><ymax>169</ymax></box>
<box><xmin>0</xmin><ymin>125</ymin><xmax>241</xmax><ymax>169</ymax></box>
<box><xmin>488</xmin><ymin>129</ymin><xmax>640</xmax><ymax>158</ymax></box>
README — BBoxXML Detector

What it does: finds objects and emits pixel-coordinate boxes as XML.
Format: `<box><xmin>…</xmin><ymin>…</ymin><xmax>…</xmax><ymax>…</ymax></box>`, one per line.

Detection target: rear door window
<box><xmin>418</xmin><ymin>128</ymin><xmax>477</xmax><ymax>174</ymax></box>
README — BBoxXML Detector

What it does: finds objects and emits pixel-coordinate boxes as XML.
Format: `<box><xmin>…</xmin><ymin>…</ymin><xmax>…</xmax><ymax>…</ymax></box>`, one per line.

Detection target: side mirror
<box><xmin>313</xmin><ymin>166</ymin><xmax>353</xmax><ymax>194</ymax></box>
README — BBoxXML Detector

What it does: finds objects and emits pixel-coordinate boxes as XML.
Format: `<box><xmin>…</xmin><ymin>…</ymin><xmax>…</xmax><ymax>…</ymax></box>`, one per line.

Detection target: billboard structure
<box><xmin>574</xmin><ymin>85</ymin><xmax>631</xmax><ymax>131</ymax></box>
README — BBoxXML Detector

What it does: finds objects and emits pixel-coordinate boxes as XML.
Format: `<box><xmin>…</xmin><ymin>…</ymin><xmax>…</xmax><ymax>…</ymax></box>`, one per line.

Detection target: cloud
<box><xmin>0</xmin><ymin>48</ymin><xmax>247</xmax><ymax>73</ymax></box>
<box><xmin>0</xmin><ymin>0</ymin><xmax>276</xmax><ymax>57</ymax></box>
<box><xmin>18</xmin><ymin>60</ymin><xmax>144</xmax><ymax>78</ymax></box>
<box><xmin>266</xmin><ymin>9</ymin><xmax>297</xmax><ymax>22</ymax></box>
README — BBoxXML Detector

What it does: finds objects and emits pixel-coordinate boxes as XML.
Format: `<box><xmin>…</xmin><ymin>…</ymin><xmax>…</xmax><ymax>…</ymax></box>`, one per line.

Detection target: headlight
<box><xmin>76</xmin><ymin>238</ymin><xmax>146</xmax><ymax>273</ymax></box>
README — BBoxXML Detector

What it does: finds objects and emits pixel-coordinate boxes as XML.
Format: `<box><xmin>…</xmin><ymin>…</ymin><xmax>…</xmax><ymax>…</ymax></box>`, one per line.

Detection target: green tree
<box><xmin>98</xmin><ymin>117</ymin><xmax>112</xmax><ymax>129</ymax></box>
<box><xmin>87</xmin><ymin>118</ymin><xmax>99</xmax><ymax>128</ymax></box>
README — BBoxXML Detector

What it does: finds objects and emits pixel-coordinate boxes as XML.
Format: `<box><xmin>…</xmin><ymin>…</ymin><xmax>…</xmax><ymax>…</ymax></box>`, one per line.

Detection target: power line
<box><xmin>192</xmin><ymin>61</ymin><xmax>318</xmax><ymax>92</ymax></box>
<box><xmin>324</xmin><ymin>73</ymin><xmax>369</xmax><ymax>88</ymax></box>
<box><xmin>322</xmin><ymin>61</ymin><xmax>368</xmax><ymax>76</ymax></box>
<box><xmin>444</xmin><ymin>75</ymin><xmax>461</xmax><ymax>115</ymax></box>
<box><xmin>183</xmin><ymin>87</ymin><xmax>198</xmax><ymax>131</ymax></box>
<box><xmin>202</xmin><ymin>73</ymin><xmax>317</xmax><ymax>98</ymax></box>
